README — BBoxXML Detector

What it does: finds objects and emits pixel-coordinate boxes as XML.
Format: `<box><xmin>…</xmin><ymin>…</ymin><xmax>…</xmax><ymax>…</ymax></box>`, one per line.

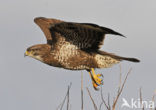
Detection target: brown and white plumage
<box><xmin>25</xmin><ymin>17</ymin><xmax>140</xmax><ymax>90</ymax></box>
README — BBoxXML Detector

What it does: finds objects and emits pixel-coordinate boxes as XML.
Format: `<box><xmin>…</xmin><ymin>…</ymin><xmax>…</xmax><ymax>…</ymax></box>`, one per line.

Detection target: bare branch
<box><xmin>118</xmin><ymin>65</ymin><xmax>122</xmax><ymax>94</ymax></box>
<box><xmin>86</xmin><ymin>87</ymin><xmax>98</xmax><ymax>110</ymax></box>
<box><xmin>99</xmin><ymin>102</ymin><xmax>103</xmax><ymax>110</ymax></box>
<box><xmin>100</xmin><ymin>87</ymin><xmax>110</xmax><ymax>110</ymax></box>
<box><xmin>151</xmin><ymin>90</ymin><xmax>156</xmax><ymax>110</ymax></box>
<box><xmin>139</xmin><ymin>88</ymin><xmax>144</xmax><ymax>110</ymax></box>
<box><xmin>108</xmin><ymin>93</ymin><xmax>111</xmax><ymax>110</ymax></box>
<box><xmin>57</xmin><ymin>83</ymin><xmax>72</xmax><ymax>110</ymax></box>
<box><xmin>81</xmin><ymin>72</ymin><xmax>84</xmax><ymax>110</ymax></box>
<box><xmin>67</xmin><ymin>84</ymin><xmax>71</xmax><ymax>110</ymax></box>
<box><xmin>112</xmin><ymin>68</ymin><xmax>132</xmax><ymax>110</ymax></box>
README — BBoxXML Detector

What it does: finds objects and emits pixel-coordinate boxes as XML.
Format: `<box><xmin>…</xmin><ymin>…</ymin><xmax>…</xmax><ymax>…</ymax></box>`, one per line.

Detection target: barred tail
<box><xmin>97</xmin><ymin>51</ymin><xmax>140</xmax><ymax>63</ymax></box>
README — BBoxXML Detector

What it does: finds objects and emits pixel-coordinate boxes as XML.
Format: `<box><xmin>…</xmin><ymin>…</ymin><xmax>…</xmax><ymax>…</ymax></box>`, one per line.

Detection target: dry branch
<box><xmin>56</xmin><ymin>66</ymin><xmax>155</xmax><ymax>110</ymax></box>
<box><xmin>140</xmin><ymin>88</ymin><xmax>145</xmax><ymax>110</ymax></box>
<box><xmin>57</xmin><ymin>83</ymin><xmax>72</xmax><ymax>110</ymax></box>
<box><xmin>100</xmin><ymin>87</ymin><xmax>110</xmax><ymax>110</ymax></box>
<box><xmin>98</xmin><ymin>67</ymin><xmax>132</xmax><ymax>110</ymax></box>
<box><xmin>81</xmin><ymin>72</ymin><xmax>84</xmax><ymax>110</ymax></box>
<box><xmin>112</xmin><ymin>68</ymin><xmax>132</xmax><ymax>110</ymax></box>
<box><xmin>86</xmin><ymin>87</ymin><xmax>98</xmax><ymax>110</ymax></box>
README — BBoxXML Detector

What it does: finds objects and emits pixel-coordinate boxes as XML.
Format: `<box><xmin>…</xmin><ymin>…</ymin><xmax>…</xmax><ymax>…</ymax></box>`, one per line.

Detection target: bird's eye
<box><xmin>27</xmin><ymin>48</ymin><xmax>31</xmax><ymax>51</ymax></box>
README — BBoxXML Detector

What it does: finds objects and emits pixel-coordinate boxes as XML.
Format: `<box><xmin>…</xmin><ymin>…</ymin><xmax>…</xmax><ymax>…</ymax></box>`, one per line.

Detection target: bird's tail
<box><xmin>97</xmin><ymin>51</ymin><xmax>140</xmax><ymax>63</ymax></box>
<box><xmin>118</xmin><ymin>57</ymin><xmax>140</xmax><ymax>62</ymax></box>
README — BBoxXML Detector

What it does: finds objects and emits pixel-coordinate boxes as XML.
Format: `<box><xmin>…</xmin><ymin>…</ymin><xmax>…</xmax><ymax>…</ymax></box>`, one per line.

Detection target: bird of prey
<box><xmin>25</xmin><ymin>17</ymin><xmax>140</xmax><ymax>90</ymax></box>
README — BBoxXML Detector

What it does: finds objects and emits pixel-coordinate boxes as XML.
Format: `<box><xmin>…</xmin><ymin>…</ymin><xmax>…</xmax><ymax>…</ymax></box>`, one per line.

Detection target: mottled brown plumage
<box><xmin>25</xmin><ymin>17</ymin><xmax>140</xmax><ymax>90</ymax></box>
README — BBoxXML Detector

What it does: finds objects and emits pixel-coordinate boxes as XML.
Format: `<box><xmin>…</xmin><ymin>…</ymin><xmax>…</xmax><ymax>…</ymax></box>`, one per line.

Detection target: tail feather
<box><xmin>97</xmin><ymin>51</ymin><xmax>140</xmax><ymax>63</ymax></box>
<box><xmin>119</xmin><ymin>57</ymin><xmax>140</xmax><ymax>63</ymax></box>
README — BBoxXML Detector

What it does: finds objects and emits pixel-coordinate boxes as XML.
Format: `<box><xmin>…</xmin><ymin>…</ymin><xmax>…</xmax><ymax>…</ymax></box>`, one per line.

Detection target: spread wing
<box><xmin>34</xmin><ymin>17</ymin><xmax>125</xmax><ymax>51</ymax></box>
<box><xmin>50</xmin><ymin>22</ymin><xmax>125</xmax><ymax>50</ymax></box>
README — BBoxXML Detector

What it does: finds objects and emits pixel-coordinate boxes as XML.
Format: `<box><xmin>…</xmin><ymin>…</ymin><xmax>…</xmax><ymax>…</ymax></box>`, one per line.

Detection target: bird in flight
<box><xmin>25</xmin><ymin>17</ymin><xmax>140</xmax><ymax>90</ymax></box>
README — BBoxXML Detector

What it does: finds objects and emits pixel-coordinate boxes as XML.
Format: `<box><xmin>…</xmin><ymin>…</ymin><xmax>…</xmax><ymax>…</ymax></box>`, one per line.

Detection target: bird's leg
<box><xmin>88</xmin><ymin>71</ymin><xmax>98</xmax><ymax>89</ymax></box>
<box><xmin>88</xmin><ymin>68</ymin><xmax>103</xmax><ymax>90</ymax></box>
<box><xmin>91</xmin><ymin>68</ymin><xmax>103</xmax><ymax>85</ymax></box>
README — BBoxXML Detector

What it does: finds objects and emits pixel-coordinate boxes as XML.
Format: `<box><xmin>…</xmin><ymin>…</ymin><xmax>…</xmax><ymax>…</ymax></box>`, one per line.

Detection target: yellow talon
<box><xmin>92</xmin><ymin>82</ymin><xmax>99</xmax><ymax>90</ymax></box>
<box><xmin>89</xmin><ymin>68</ymin><xmax>104</xmax><ymax>90</ymax></box>
<box><xmin>97</xmin><ymin>74</ymin><xmax>103</xmax><ymax>77</ymax></box>
<box><xmin>91</xmin><ymin>68</ymin><xmax>103</xmax><ymax>85</ymax></box>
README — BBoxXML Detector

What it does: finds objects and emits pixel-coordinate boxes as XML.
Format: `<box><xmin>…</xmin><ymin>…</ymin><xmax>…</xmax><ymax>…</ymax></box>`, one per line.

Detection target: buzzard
<box><xmin>25</xmin><ymin>17</ymin><xmax>140</xmax><ymax>90</ymax></box>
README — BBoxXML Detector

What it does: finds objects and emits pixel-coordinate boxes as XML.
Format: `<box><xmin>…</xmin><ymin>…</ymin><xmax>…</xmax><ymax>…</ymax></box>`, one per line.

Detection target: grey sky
<box><xmin>0</xmin><ymin>0</ymin><xmax>156</xmax><ymax>110</ymax></box>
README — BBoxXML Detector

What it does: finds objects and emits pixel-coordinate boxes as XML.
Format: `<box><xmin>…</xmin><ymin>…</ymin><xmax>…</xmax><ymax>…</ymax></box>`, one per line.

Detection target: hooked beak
<box><xmin>24</xmin><ymin>51</ymin><xmax>29</xmax><ymax>57</ymax></box>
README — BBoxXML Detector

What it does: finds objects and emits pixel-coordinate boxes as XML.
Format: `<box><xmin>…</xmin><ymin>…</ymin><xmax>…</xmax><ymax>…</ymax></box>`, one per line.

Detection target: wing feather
<box><xmin>34</xmin><ymin>17</ymin><xmax>125</xmax><ymax>51</ymax></box>
<box><xmin>50</xmin><ymin>22</ymin><xmax>124</xmax><ymax>50</ymax></box>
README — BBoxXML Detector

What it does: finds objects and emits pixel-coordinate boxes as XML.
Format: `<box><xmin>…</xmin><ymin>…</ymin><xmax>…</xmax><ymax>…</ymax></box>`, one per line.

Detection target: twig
<box><xmin>118</xmin><ymin>65</ymin><xmax>122</xmax><ymax>94</ymax></box>
<box><xmin>151</xmin><ymin>90</ymin><xmax>156</xmax><ymax>110</ymax></box>
<box><xmin>100</xmin><ymin>87</ymin><xmax>110</xmax><ymax>110</ymax></box>
<box><xmin>81</xmin><ymin>72</ymin><xmax>84</xmax><ymax>110</ymax></box>
<box><xmin>112</xmin><ymin>68</ymin><xmax>132</xmax><ymax>110</ymax></box>
<box><xmin>86</xmin><ymin>87</ymin><xmax>98</xmax><ymax>110</ymax></box>
<box><xmin>139</xmin><ymin>88</ymin><xmax>144</xmax><ymax>110</ymax></box>
<box><xmin>67</xmin><ymin>84</ymin><xmax>71</xmax><ymax>110</ymax></box>
<box><xmin>108</xmin><ymin>93</ymin><xmax>111</xmax><ymax>110</ymax></box>
<box><xmin>99</xmin><ymin>102</ymin><xmax>103</xmax><ymax>110</ymax></box>
<box><xmin>57</xmin><ymin>83</ymin><xmax>72</xmax><ymax>110</ymax></box>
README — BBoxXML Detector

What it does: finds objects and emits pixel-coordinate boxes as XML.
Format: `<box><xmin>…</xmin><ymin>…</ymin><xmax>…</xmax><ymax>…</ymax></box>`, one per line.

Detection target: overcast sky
<box><xmin>0</xmin><ymin>0</ymin><xmax>156</xmax><ymax>110</ymax></box>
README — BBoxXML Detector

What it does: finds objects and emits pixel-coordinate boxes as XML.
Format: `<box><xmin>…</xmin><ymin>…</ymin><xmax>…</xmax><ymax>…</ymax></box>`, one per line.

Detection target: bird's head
<box><xmin>25</xmin><ymin>44</ymin><xmax>51</xmax><ymax>61</ymax></box>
